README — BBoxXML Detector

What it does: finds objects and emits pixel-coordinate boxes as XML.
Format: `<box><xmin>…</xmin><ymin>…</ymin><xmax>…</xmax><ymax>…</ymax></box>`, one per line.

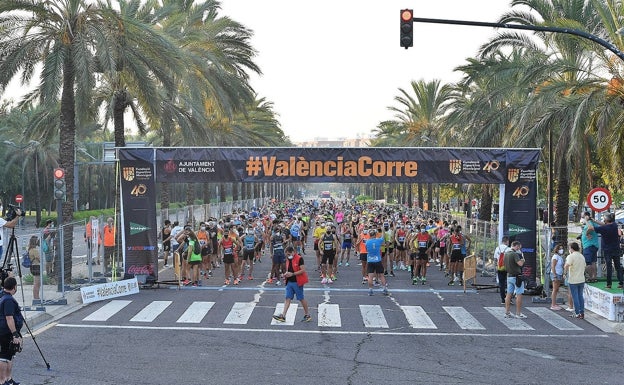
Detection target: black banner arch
<box><xmin>118</xmin><ymin>147</ymin><xmax>540</xmax><ymax>283</ymax></box>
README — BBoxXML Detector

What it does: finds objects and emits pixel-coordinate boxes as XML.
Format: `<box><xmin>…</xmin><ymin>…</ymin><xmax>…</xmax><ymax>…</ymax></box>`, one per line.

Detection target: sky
<box><xmin>219</xmin><ymin>0</ymin><xmax>515</xmax><ymax>142</ymax></box>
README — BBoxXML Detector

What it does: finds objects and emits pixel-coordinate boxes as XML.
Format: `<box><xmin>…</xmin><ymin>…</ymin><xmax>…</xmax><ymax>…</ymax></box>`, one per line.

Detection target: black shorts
<box><xmin>162</xmin><ymin>241</ymin><xmax>171</xmax><ymax>252</ymax></box>
<box><xmin>418</xmin><ymin>249</ymin><xmax>428</xmax><ymax>260</ymax></box>
<box><xmin>255</xmin><ymin>242</ymin><xmax>264</xmax><ymax>252</ymax></box>
<box><xmin>188</xmin><ymin>260</ymin><xmax>202</xmax><ymax>266</ymax></box>
<box><xmin>223</xmin><ymin>253</ymin><xmax>235</xmax><ymax>264</ymax></box>
<box><xmin>396</xmin><ymin>244</ymin><xmax>406</xmax><ymax>251</ymax></box>
<box><xmin>321</xmin><ymin>250</ymin><xmax>336</xmax><ymax>265</ymax></box>
<box><xmin>243</xmin><ymin>249</ymin><xmax>255</xmax><ymax>260</ymax></box>
<box><xmin>314</xmin><ymin>240</ymin><xmax>319</xmax><ymax>251</ymax></box>
<box><xmin>450</xmin><ymin>250</ymin><xmax>463</xmax><ymax>263</ymax></box>
<box><xmin>359</xmin><ymin>252</ymin><xmax>368</xmax><ymax>262</ymax></box>
<box><xmin>367</xmin><ymin>261</ymin><xmax>384</xmax><ymax>274</ymax></box>
<box><xmin>201</xmin><ymin>246</ymin><xmax>211</xmax><ymax>256</ymax></box>
<box><xmin>409</xmin><ymin>252</ymin><xmax>419</xmax><ymax>260</ymax></box>
<box><xmin>0</xmin><ymin>333</ymin><xmax>15</xmax><ymax>361</ymax></box>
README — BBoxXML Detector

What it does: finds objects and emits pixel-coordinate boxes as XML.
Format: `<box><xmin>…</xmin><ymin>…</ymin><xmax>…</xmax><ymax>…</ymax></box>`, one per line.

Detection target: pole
<box><xmin>412</xmin><ymin>17</ymin><xmax>624</xmax><ymax>62</ymax></box>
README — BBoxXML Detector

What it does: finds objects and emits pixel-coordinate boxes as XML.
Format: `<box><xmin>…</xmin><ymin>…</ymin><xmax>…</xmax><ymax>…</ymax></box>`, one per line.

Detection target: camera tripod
<box><xmin>1</xmin><ymin>228</ymin><xmax>51</xmax><ymax>369</ymax></box>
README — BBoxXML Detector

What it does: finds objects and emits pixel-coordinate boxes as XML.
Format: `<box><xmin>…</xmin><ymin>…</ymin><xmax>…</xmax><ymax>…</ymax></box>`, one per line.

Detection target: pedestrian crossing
<box><xmin>77</xmin><ymin>299</ymin><xmax>587</xmax><ymax>333</ymax></box>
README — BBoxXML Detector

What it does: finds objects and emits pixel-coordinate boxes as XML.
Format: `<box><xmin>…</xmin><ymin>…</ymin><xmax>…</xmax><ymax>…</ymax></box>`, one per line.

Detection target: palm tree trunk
<box><xmin>407</xmin><ymin>183</ymin><xmax>413</xmax><ymax>208</ymax></box>
<box><xmin>554</xmin><ymin>161</ymin><xmax>570</xmax><ymax>246</ymax></box>
<box><xmin>186</xmin><ymin>184</ymin><xmax>194</xmax><ymax>206</ymax></box>
<box><xmin>418</xmin><ymin>184</ymin><xmax>424</xmax><ymax>209</ymax></box>
<box><xmin>480</xmin><ymin>185</ymin><xmax>493</xmax><ymax>221</ymax></box>
<box><xmin>232</xmin><ymin>182</ymin><xmax>239</xmax><ymax>201</ymax></box>
<box><xmin>427</xmin><ymin>184</ymin><xmax>433</xmax><ymax>211</ymax></box>
<box><xmin>59</xmin><ymin>53</ymin><xmax>77</xmax><ymax>282</ymax></box>
<box><xmin>113</xmin><ymin>92</ymin><xmax>127</xmax><ymax>147</ymax></box>
<box><xmin>219</xmin><ymin>183</ymin><xmax>227</xmax><ymax>202</ymax></box>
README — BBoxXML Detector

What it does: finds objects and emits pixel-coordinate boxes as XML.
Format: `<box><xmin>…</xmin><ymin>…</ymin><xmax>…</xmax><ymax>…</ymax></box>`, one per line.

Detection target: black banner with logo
<box><xmin>119</xmin><ymin>148</ymin><xmax>158</xmax><ymax>280</ymax></box>
<box><xmin>118</xmin><ymin>147</ymin><xmax>540</xmax><ymax>281</ymax></box>
<box><xmin>503</xmin><ymin>152</ymin><xmax>540</xmax><ymax>286</ymax></box>
<box><xmin>155</xmin><ymin>147</ymin><xmax>540</xmax><ymax>184</ymax></box>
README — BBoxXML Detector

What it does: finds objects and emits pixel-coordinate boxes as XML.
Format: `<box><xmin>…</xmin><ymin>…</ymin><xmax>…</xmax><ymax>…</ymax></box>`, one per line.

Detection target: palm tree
<box><xmin>373</xmin><ymin>79</ymin><xmax>454</xmax><ymax>208</ymax></box>
<box><xmin>478</xmin><ymin>0</ymin><xmax>603</xmax><ymax>242</ymax></box>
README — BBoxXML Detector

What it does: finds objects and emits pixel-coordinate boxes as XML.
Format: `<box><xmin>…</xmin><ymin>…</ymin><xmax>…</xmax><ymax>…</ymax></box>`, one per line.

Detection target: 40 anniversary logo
<box><xmin>130</xmin><ymin>184</ymin><xmax>148</xmax><ymax>197</ymax></box>
<box><xmin>512</xmin><ymin>185</ymin><xmax>530</xmax><ymax>198</ymax></box>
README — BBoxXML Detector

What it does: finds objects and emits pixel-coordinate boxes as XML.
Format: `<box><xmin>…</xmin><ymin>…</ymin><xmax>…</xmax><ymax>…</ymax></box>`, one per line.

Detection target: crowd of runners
<box><xmin>159</xmin><ymin>197</ymin><xmax>475</xmax><ymax>290</ymax></box>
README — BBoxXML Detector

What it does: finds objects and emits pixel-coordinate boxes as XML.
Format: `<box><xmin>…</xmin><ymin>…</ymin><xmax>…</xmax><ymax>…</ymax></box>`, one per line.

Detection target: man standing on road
<box><xmin>565</xmin><ymin>241</ymin><xmax>586</xmax><ymax>319</ymax></box>
<box><xmin>587</xmin><ymin>213</ymin><xmax>624</xmax><ymax>289</ymax></box>
<box><xmin>272</xmin><ymin>246</ymin><xmax>312</xmax><ymax>323</ymax></box>
<box><xmin>494</xmin><ymin>236</ymin><xmax>511</xmax><ymax>304</ymax></box>
<box><xmin>0</xmin><ymin>277</ymin><xmax>23</xmax><ymax>385</ymax></box>
<box><xmin>366</xmin><ymin>228</ymin><xmax>389</xmax><ymax>296</ymax></box>
<box><xmin>504</xmin><ymin>241</ymin><xmax>527</xmax><ymax>319</ymax></box>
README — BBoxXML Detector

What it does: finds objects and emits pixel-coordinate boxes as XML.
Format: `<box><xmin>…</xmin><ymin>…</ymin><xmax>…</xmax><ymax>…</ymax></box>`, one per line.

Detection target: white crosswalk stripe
<box><xmin>81</xmin><ymin>300</ymin><xmax>591</xmax><ymax>333</ymax></box>
<box><xmin>130</xmin><ymin>301</ymin><xmax>172</xmax><ymax>322</ymax></box>
<box><xmin>443</xmin><ymin>306</ymin><xmax>485</xmax><ymax>330</ymax></box>
<box><xmin>83</xmin><ymin>300</ymin><xmax>131</xmax><ymax>321</ymax></box>
<box><xmin>484</xmin><ymin>307</ymin><xmax>534</xmax><ymax>330</ymax></box>
<box><xmin>359</xmin><ymin>305</ymin><xmax>389</xmax><ymax>328</ymax></box>
<box><xmin>318</xmin><ymin>303</ymin><xmax>341</xmax><ymax>327</ymax></box>
<box><xmin>271</xmin><ymin>303</ymin><xmax>298</xmax><ymax>325</ymax></box>
<box><xmin>224</xmin><ymin>302</ymin><xmax>256</xmax><ymax>325</ymax></box>
<box><xmin>401</xmin><ymin>306</ymin><xmax>437</xmax><ymax>329</ymax></box>
<box><xmin>176</xmin><ymin>301</ymin><xmax>215</xmax><ymax>323</ymax></box>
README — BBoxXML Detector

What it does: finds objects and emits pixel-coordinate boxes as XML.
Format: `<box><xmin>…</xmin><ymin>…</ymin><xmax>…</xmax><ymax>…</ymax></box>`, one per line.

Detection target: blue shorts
<box><xmin>273</xmin><ymin>250</ymin><xmax>286</xmax><ymax>264</ymax></box>
<box><xmin>285</xmin><ymin>281</ymin><xmax>304</xmax><ymax>300</ymax></box>
<box><xmin>550</xmin><ymin>274</ymin><xmax>563</xmax><ymax>282</ymax></box>
<box><xmin>507</xmin><ymin>276</ymin><xmax>525</xmax><ymax>296</ymax></box>
<box><xmin>582</xmin><ymin>245</ymin><xmax>598</xmax><ymax>265</ymax></box>
<box><xmin>341</xmin><ymin>241</ymin><xmax>352</xmax><ymax>250</ymax></box>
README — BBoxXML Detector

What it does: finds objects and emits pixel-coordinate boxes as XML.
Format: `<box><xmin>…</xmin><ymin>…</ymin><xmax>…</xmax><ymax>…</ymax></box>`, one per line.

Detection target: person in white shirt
<box><xmin>494</xmin><ymin>236</ymin><xmax>510</xmax><ymax>304</ymax></box>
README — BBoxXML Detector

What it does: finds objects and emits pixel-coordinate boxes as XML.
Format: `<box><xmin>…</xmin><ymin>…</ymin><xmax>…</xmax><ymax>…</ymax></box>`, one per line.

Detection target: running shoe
<box><xmin>383</xmin><ymin>288</ymin><xmax>389</xmax><ymax>296</ymax></box>
<box><xmin>272</xmin><ymin>314</ymin><xmax>286</xmax><ymax>322</ymax></box>
<box><xmin>266</xmin><ymin>278</ymin><xmax>273</xmax><ymax>284</ymax></box>
<box><xmin>504</xmin><ymin>313</ymin><xmax>513</xmax><ymax>318</ymax></box>
<box><xmin>447</xmin><ymin>280</ymin><xmax>455</xmax><ymax>286</ymax></box>
<box><xmin>248</xmin><ymin>275</ymin><xmax>254</xmax><ymax>280</ymax></box>
<box><xmin>276</xmin><ymin>280</ymin><xmax>282</xmax><ymax>286</ymax></box>
<box><xmin>421</xmin><ymin>277</ymin><xmax>426</xmax><ymax>285</ymax></box>
<box><xmin>412</xmin><ymin>277</ymin><xmax>419</xmax><ymax>285</ymax></box>
<box><xmin>362</xmin><ymin>277</ymin><xmax>368</xmax><ymax>284</ymax></box>
<box><xmin>233</xmin><ymin>278</ymin><xmax>240</xmax><ymax>285</ymax></box>
<box><xmin>550</xmin><ymin>305</ymin><xmax>562</xmax><ymax>311</ymax></box>
<box><xmin>389</xmin><ymin>271</ymin><xmax>395</xmax><ymax>277</ymax></box>
<box><xmin>224</xmin><ymin>279</ymin><xmax>230</xmax><ymax>285</ymax></box>
<box><xmin>338</xmin><ymin>262</ymin><xmax>342</xmax><ymax>267</ymax></box>
<box><xmin>330</xmin><ymin>275</ymin><xmax>337</xmax><ymax>281</ymax></box>
<box><xmin>321</xmin><ymin>277</ymin><xmax>328</xmax><ymax>284</ymax></box>
<box><xmin>515</xmin><ymin>313</ymin><xmax>527</xmax><ymax>319</ymax></box>
<box><xmin>345</xmin><ymin>262</ymin><xmax>350</xmax><ymax>267</ymax></box>
<box><xmin>301</xmin><ymin>314</ymin><xmax>312</xmax><ymax>322</ymax></box>
<box><xmin>326</xmin><ymin>278</ymin><xmax>333</xmax><ymax>284</ymax></box>
<box><xmin>183</xmin><ymin>279</ymin><xmax>191</xmax><ymax>286</ymax></box>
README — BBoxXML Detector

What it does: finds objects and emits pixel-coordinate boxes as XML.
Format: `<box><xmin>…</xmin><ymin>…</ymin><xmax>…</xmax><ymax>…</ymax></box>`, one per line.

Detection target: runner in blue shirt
<box><xmin>365</xmin><ymin>228</ymin><xmax>389</xmax><ymax>296</ymax></box>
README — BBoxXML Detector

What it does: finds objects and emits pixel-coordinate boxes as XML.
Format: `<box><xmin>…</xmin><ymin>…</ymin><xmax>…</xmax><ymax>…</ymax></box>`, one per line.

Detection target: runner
<box><xmin>365</xmin><ymin>228</ymin><xmax>389</xmax><ymax>296</ymax></box>
<box><xmin>320</xmin><ymin>224</ymin><xmax>340</xmax><ymax>284</ymax></box>
<box><xmin>219</xmin><ymin>227</ymin><xmax>242</xmax><ymax>285</ymax></box>
<box><xmin>412</xmin><ymin>224</ymin><xmax>433</xmax><ymax>285</ymax></box>
<box><xmin>269</xmin><ymin>226</ymin><xmax>286</xmax><ymax>285</ymax></box>
<box><xmin>339</xmin><ymin>221</ymin><xmax>353</xmax><ymax>267</ymax></box>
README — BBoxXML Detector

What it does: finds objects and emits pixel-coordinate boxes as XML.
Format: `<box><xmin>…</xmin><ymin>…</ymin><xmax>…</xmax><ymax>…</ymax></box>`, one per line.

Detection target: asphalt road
<box><xmin>11</xmin><ymin>243</ymin><xmax>624</xmax><ymax>385</ymax></box>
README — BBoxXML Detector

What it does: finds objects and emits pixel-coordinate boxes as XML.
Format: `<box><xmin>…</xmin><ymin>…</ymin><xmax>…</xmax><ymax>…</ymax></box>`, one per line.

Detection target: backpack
<box><xmin>497</xmin><ymin>246</ymin><xmax>508</xmax><ymax>271</ymax></box>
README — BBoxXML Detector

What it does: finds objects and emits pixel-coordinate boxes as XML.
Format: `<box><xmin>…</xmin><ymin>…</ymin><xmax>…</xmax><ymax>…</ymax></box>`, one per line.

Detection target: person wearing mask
<box><xmin>412</xmin><ymin>224</ymin><xmax>433</xmax><ymax>285</ymax></box>
<box><xmin>549</xmin><ymin>244</ymin><xmax>566</xmax><ymax>310</ymax></box>
<box><xmin>504</xmin><ymin>241</ymin><xmax>527</xmax><ymax>319</ymax></box>
<box><xmin>494</xmin><ymin>236</ymin><xmax>511</xmax><ymax>305</ymax></box>
<box><xmin>365</xmin><ymin>228</ymin><xmax>389</xmax><ymax>296</ymax></box>
<box><xmin>0</xmin><ymin>277</ymin><xmax>24</xmax><ymax>385</ymax></box>
<box><xmin>320</xmin><ymin>225</ymin><xmax>339</xmax><ymax>284</ymax></box>
<box><xmin>272</xmin><ymin>246</ymin><xmax>312</xmax><ymax>323</ymax></box>
<box><xmin>580</xmin><ymin>212</ymin><xmax>599</xmax><ymax>283</ymax></box>
<box><xmin>588</xmin><ymin>213</ymin><xmax>624</xmax><ymax>289</ymax></box>
<box><xmin>219</xmin><ymin>226</ymin><xmax>242</xmax><ymax>285</ymax></box>
<box><xmin>564</xmin><ymin>242</ymin><xmax>586</xmax><ymax>319</ymax></box>
<box><xmin>184</xmin><ymin>228</ymin><xmax>203</xmax><ymax>287</ymax></box>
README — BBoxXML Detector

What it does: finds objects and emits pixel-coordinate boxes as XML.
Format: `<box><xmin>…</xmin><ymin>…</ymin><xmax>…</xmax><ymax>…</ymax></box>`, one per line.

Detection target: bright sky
<box><xmin>220</xmin><ymin>0</ymin><xmax>515</xmax><ymax>142</ymax></box>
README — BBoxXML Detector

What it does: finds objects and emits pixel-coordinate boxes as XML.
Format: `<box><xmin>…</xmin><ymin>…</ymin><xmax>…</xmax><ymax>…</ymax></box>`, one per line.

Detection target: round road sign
<box><xmin>587</xmin><ymin>187</ymin><xmax>612</xmax><ymax>212</ymax></box>
<box><xmin>15</xmin><ymin>194</ymin><xmax>23</xmax><ymax>204</ymax></box>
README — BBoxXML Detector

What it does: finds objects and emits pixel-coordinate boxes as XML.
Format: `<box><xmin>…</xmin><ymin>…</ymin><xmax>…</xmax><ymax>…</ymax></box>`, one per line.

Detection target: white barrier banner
<box><xmin>80</xmin><ymin>278</ymin><xmax>140</xmax><ymax>304</ymax></box>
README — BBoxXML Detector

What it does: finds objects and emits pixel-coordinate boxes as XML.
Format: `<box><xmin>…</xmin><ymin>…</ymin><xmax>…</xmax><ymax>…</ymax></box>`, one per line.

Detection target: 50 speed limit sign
<box><xmin>587</xmin><ymin>187</ymin><xmax>612</xmax><ymax>212</ymax></box>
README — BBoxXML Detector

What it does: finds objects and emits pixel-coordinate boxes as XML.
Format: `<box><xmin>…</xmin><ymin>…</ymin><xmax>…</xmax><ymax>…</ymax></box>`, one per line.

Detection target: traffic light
<box><xmin>400</xmin><ymin>9</ymin><xmax>413</xmax><ymax>49</ymax></box>
<box><xmin>53</xmin><ymin>168</ymin><xmax>66</xmax><ymax>200</ymax></box>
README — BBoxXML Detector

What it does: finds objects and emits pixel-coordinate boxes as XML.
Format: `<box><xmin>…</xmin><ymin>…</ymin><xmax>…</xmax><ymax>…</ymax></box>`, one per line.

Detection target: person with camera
<box><xmin>504</xmin><ymin>241</ymin><xmax>527</xmax><ymax>319</ymax></box>
<box><xmin>0</xmin><ymin>208</ymin><xmax>22</xmax><ymax>258</ymax></box>
<box><xmin>0</xmin><ymin>277</ymin><xmax>24</xmax><ymax>385</ymax></box>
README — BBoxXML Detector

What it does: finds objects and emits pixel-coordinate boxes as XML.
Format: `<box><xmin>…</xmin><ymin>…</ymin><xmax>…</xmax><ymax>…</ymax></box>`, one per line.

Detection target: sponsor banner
<box><xmin>154</xmin><ymin>147</ymin><xmax>539</xmax><ymax>183</ymax></box>
<box><xmin>503</xmin><ymin>150</ymin><xmax>540</xmax><ymax>285</ymax></box>
<box><xmin>119</xmin><ymin>148</ymin><xmax>159</xmax><ymax>280</ymax></box>
<box><xmin>80</xmin><ymin>278</ymin><xmax>140</xmax><ymax>304</ymax></box>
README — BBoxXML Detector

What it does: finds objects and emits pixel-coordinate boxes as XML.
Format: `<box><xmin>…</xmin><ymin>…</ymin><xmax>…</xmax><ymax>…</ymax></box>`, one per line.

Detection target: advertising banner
<box><xmin>503</xmin><ymin>151</ymin><xmax>540</xmax><ymax>286</ymax></box>
<box><xmin>118</xmin><ymin>147</ymin><xmax>540</xmax><ymax>282</ymax></box>
<box><xmin>119</xmin><ymin>148</ymin><xmax>159</xmax><ymax>280</ymax></box>
<box><xmin>154</xmin><ymin>147</ymin><xmax>538</xmax><ymax>184</ymax></box>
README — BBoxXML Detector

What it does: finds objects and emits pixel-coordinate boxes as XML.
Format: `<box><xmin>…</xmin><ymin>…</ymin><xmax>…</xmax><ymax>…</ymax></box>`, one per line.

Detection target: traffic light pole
<box><xmin>411</xmin><ymin>16</ymin><xmax>624</xmax><ymax>62</ymax></box>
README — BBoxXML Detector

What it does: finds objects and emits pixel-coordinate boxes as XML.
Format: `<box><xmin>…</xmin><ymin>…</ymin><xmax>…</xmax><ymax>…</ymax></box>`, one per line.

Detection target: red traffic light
<box><xmin>54</xmin><ymin>168</ymin><xmax>65</xmax><ymax>179</ymax></box>
<box><xmin>401</xmin><ymin>9</ymin><xmax>413</xmax><ymax>22</ymax></box>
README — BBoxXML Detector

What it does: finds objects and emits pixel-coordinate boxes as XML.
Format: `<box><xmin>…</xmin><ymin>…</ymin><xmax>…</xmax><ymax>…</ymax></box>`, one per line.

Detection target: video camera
<box><xmin>0</xmin><ymin>265</ymin><xmax>13</xmax><ymax>288</ymax></box>
<box><xmin>5</xmin><ymin>204</ymin><xmax>25</xmax><ymax>221</ymax></box>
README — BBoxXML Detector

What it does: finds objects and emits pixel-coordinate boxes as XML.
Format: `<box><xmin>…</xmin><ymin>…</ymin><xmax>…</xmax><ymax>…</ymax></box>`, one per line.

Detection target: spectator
<box><xmin>580</xmin><ymin>212</ymin><xmax>599</xmax><ymax>282</ymax></box>
<box><xmin>588</xmin><ymin>213</ymin><xmax>624</xmax><ymax>289</ymax></box>
<box><xmin>565</xmin><ymin>242</ymin><xmax>586</xmax><ymax>319</ymax></box>
<box><xmin>549</xmin><ymin>244</ymin><xmax>566</xmax><ymax>310</ymax></box>
<box><xmin>504</xmin><ymin>241</ymin><xmax>526</xmax><ymax>319</ymax></box>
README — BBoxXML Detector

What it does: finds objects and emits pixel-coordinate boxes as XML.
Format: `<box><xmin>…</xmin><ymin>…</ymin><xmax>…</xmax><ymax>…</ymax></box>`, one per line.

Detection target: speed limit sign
<box><xmin>587</xmin><ymin>187</ymin><xmax>612</xmax><ymax>212</ymax></box>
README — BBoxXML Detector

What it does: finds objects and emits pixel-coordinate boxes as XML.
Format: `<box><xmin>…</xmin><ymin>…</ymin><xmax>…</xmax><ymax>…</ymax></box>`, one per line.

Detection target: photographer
<box><xmin>0</xmin><ymin>208</ymin><xmax>22</xmax><ymax>258</ymax></box>
<box><xmin>0</xmin><ymin>277</ymin><xmax>24</xmax><ymax>385</ymax></box>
